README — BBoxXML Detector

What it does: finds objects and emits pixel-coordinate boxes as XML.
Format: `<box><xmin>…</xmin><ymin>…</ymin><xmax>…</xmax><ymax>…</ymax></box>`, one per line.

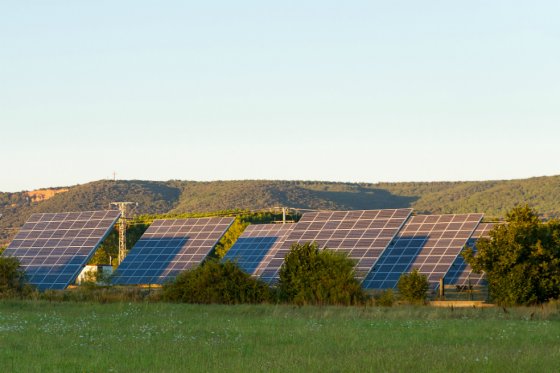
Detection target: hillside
<box><xmin>0</xmin><ymin>180</ymin><xmax>182</xmax><ymax>244</ymax></box>
<box><xmin>1</xmin><ymin>176</ymin><xmax>560</xmax><ymax>244</ymax></box>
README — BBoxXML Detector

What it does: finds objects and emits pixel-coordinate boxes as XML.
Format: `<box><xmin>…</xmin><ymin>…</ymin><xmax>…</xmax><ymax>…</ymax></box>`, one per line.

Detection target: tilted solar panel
<box><xmin>222</xmin><ymin>223</ymin><xmax>294</xmax><ymax>276</ymax></box>
<box><xmin>362</xmin><ymin>213</ymin><xmax>484</xmax><ymax>290</ymax></box>
<box><xmin>112</xmin><ymin>217</ymin><xmax>234</xmax><ymax>285</ymax></box>
<box><xmin>259</xmin><ymin>209</ymin><xmax>413</xmax><ymax>284</ymax></box>
<box><xmin>2</xmin><ymin>210</ymin><xmax>121</xmax><ymax>290</ymax></box>
<box><xmin>446</xmin><ymin>222</ymin><xmax>495</xmax><ymax>287</ymax></box>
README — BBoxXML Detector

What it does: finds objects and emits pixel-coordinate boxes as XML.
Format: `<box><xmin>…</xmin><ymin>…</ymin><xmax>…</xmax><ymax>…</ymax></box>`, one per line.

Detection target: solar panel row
<box><xmin>4</xmin><ymin>209</ymin><xmax>496</xmax><ymax>290</ymax></box>
<box><xmin>222</xmin><ymin>223</ymin><xmax>294</xmax><ymax>276</ymax></box>
<box><xmin>446</xmin><ymin>222</ymin><xmax>495</xmax><ymax>287</ymax></box>
<box><xmin>260</xmin><ymin>209</ymin><xmax>413</xmax><ymax>283</ymax></box>
<box><xmin>3</xmin><ymin>210</ymin><xmax>121</xmax><ymax>290</ymax></box>
<box><xmin>112</xmin><ymin>217</ymin><xmax>234</xmax><ymax>285</ymax></box>
<box><xmin>361</xmin><ymin>214</ymin><xmax>484</xmax><ymax>289</ymax></box>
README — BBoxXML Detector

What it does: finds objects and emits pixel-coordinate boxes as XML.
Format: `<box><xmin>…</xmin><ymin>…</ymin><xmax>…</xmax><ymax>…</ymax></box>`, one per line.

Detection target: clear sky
<box><xmin>1</xmin><ymin>1</ymin><xmax>559</xmax><ymax>192</ymax></box>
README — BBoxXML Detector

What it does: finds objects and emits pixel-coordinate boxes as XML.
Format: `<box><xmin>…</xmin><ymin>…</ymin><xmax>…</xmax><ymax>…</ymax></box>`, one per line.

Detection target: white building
<box><xmin>76</xmin><ymin>265</ymin><xmax>114</xmax><ymax>284</ymax></box>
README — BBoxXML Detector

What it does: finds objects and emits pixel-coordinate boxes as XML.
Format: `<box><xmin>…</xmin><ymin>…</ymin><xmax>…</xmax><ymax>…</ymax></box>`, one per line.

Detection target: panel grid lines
<box><xmin>223</xmin><ymin>223</ymin><xmax>294</xmax><ymax>276</ymax></box>
<box><xmin>2</xmin><ymin>210</ymin><xmax>121</xmax><ymax>290</ymax></box>
<box><xmin>362</xmin><ymin>214</ymin><xmax>484</xmax><ymax>289</ymax></box>
<box><xmin>112</xmin><ymin>217</ymin><xmax>234</xmax><ymax>285</ymax></box>
<box><xmin>260</xmin><ymin>209</ymin><xmax>413</xmax><ymax>283</ymax></box>
<box><xmin>447</xmin><ymin>222</ymin><xmax>495</xmax><ymax>286</ymax></box>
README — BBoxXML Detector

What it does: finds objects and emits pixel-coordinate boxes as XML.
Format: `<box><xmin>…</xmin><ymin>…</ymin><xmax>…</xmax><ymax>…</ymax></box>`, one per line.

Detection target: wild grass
<box><xmin>0</xmin><ymin>301</ymin><xmax>559</xmax><ymax>372</ymax></box>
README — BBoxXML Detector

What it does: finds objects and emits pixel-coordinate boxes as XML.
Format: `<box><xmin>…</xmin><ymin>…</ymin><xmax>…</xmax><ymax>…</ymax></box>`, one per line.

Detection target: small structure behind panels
<box><xmin>76</xmin><ymin>265</ymin><xmax>114</xmax><ymax>284</ymax></box>
<box><xmin>112</xmin><ymin>217</ymin><xmax>234</xmax><ymax>285</ymax></box>
<box><xmin>2</xmin><ymin>210</ymin><xmax>121</xmax><ymax>290</ymax></box>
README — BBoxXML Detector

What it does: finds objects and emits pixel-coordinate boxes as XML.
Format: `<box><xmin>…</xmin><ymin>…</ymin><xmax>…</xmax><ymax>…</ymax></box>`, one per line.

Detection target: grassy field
<box><xmin>0</xmin><ymin>301</ymin><xmax>559</xmax><ymax>372</ymax></box>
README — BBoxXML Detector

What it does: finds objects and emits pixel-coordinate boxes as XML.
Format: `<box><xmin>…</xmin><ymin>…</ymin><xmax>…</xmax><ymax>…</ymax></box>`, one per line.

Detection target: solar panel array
<box><xmin>3</xmin><ymin>210</ymin><xmax>121</xmax><ymax>290</ymax></box>
<box><xmin>466</xmin><ymin>222</ymin><xmax>495</xmax><ymax>247</ymax></box>
<box><xmin>446</xmin><ymin>222</ymin><xmax>495</xmax><ymax>287</ymax></box>
<box><xmin>362</xmin><ymin>214</ymin><xmax>483</xmax><ymax>289</ymax></box>
<box><xmin>112</xmin><ymin>217</ymin><xmax>234</xmax><ymax>285</ymax></box>
<box><xmin>223</xmin><ymin>223</ymin><xmax>294</xmax><ymax>276</ymax></box>
<box><xmin>260</xmin><ymin>209</ymin><xmax>413</xmax><ymax>283</ymax></box>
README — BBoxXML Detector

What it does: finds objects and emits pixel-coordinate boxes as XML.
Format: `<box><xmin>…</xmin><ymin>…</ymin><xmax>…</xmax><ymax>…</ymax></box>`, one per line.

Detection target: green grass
<box><xmin>0</xmin><ymin>302</ymin><xmax>559</xmax><ymax>372</ymax></box>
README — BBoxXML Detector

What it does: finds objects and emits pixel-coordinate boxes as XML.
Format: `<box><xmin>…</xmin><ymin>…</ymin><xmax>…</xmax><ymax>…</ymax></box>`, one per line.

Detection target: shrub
<box><xmin>397</xmin><ymin>269</ymin><xmax>429</xmax><ymax>303</ymax></box>
<box><xmin>41</xmin><ymin>286</ymin><xmax>153</xmax><ymax>303</ymax></box>
<box><xmin>465</xmin><ymin>205</ymin><xmax>560</xmax><ymax>305</ymax></box>
<box><xmin>0</xmin><ymin>256</ymin><xmax>34</xmax><ymax>298</ymax></box>
<box><xmin>278</xmin><ymin>242</ymin><xmax>366</xmax><ymax>305</ymax></box>
<box><xmin>162</xmin><ymin>259</ymin><xmax>271</xmax><ymax>304</ymax></box>
<box><xmin>375</xmin><ymin>289</ymin><xmax>396</xmax><ymax>307</ymax></box>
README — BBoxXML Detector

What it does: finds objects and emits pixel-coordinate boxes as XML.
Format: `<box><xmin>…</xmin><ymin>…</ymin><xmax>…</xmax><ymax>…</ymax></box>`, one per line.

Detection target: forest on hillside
<box><xmin>1</xmin><ymin>176</ymin><xmax>560</xmax><ymax>244</ymax></box>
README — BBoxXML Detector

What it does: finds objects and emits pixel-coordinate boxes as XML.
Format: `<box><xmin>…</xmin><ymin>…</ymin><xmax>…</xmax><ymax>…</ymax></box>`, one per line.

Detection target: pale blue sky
<box><xmin>1</xmin><ymin>1</ymin><xmax>559</xmax><ymax>192</ymax></box>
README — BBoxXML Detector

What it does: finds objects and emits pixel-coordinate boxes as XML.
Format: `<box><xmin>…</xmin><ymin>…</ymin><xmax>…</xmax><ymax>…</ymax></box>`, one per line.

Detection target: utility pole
<box><xmin>271</xmin><ymin>206</ymin><xmax>289</xmax><ymax>224</ymax></box>
<box><xmin>111</xmin><ymin>202</ymin><xmax>137</xmax><ymax>265</ymax></box>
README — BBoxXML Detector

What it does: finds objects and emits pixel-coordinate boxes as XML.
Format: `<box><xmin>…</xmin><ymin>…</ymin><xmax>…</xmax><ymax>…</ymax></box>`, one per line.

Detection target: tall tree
<box><xmin>465</xmin><ymin>206</ymin><xmax>560</xmax><ymax>305</ymax></box>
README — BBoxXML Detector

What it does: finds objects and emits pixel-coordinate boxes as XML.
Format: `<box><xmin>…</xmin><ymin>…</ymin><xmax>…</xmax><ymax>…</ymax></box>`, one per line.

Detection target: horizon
<box><xmin>4</xmin><ymin>173</ymin><xmax>560</xmax><ymax>194</ymax></box>
<box><xmin>2</xmin><ymin>1</ymin><xmax>559</xmax><ymax>192</ymax></box>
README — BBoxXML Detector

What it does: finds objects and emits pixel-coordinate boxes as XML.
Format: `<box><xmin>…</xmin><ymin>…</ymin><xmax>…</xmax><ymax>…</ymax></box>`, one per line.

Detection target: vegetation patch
<box><xmin>465</xmin><ymin>205</ymin><xmax>560</xmax><ymax>305</ymax></box>
<box><xmin>0</xmin><ymin>257</ymin><xmax>35</xmax><ymax>298</ymax></box>
<box><xmin>278</xmin><ymin>243</ymin><xmax>366</xmax><ymax>305</ymax></box>
<box><xmin>0</xmin><ymin>301</ymin><xmax>559</xmax><ymax>372</ymax></box>
<box><xmin>5</xmin><ymin>176</ymin><xmax>560</xmax><ymax>245</ymax></box>
<box><xmin>397</xmin><ymin>269</ymin><xmax>430</xmax><ymax>304</ymax></box>
<box><xmin>162</xmin><ymin>260</ymin><xmax>271</xmax><ymax>304</ymax></box>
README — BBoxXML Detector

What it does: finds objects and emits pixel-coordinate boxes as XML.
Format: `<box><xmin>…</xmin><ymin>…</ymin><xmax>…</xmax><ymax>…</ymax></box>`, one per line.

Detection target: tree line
<box><xmin>5</xmin><ymin>175</ymin><xmax>560</xmax><ymax>245</ymax></box>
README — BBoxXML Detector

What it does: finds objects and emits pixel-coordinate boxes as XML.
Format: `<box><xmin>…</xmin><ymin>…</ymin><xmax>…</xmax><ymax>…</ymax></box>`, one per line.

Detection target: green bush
<box><xmin>278</xmin><ymin>242</ymin><xmax>366</xmax><ymax>305</ymax></box>
<box><xmin>397</xmin><ymin>269</ymin><xmax>429</xmax><ymax>303</ymax></box>
<box><xmin>41</xmin><ymin>286</ymin><xmax>154</xmax><ymax>303</ymax></box>
<box><xmin>465</xmin><ymin>205</ymin><xmax>560</xmax><ymax>305</ymax></box>
<box><xmin>375</xmin><ymin>289</ymin><xmax>396</xmax><ymax>306</ymax></box>
<box><xmin>0</xmin><ymin>256</ymin><xmax>34</xmax><ymax>298</ymax></box>
<box><xmin>162</xmin><ymin>260</ymin><xmax>271</xmax><ymax>304</ymax></box>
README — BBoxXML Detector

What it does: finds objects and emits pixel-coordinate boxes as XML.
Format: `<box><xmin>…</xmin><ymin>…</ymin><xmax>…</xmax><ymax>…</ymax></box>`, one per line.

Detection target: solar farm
<box><xmin>2</xmin><ymin>208</ymin><xmax>560</xmax><ymax>373</ymax></box>
<box><xmin>2</xmin><ymin>207</ymin><xmax>494</xmax><ymax>294</ymax></box>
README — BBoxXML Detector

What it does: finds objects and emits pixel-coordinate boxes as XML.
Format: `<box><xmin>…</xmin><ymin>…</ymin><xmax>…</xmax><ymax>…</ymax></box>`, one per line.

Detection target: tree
<box><xmin>0</xmin><ymin>256</ymin><xmax>32</xmax><ymax>297</ymax></box>
<box><xmin>397</xmin><ymin>269</ymin><xmax>429</xmax><ymax>303</ymax></box>
<box><xmin>162</xmin><ymin>259</ymin><xmax>270</xmax><ymax>304</ymax></box>
<box><xmin>464</xmin><ymin>205</ymin><xmax>560</xmax><ymax>305</ymax></box>
<box><xmin>214</xmin><ymin>218</ymin><xmax>249</xmax><ymax>258</ymax></box>
<box><xmin>278</xmin><ymin>242</ymin><xmax>365</xmax><ymax>305</ymax></box>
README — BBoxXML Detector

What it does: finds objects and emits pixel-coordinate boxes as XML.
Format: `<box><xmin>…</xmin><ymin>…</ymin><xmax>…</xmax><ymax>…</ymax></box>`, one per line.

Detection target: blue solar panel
<box><xmin>223</xmin><ymin>223</ymin><xmax>294</xmax><ymax>275</ymax></box>
<box><xmin>2</xmin><ymin>210</ymin><xmax>121</xmax><ymax>290</ymax></box>
<box><xmin>112</xmin><ymin>217</ymin><xmax>234</xmax><ymax>285</ymax></box>
<box><xmin>259</xmin><ymin>209</ymin><xmax>413</xmax><ymax>284</ymax></box>
<box><xmin>446</xmin><ymin>222</ymin><xmax>495</xmax><ymax>286</ymax></box>
<box><xmin>362</xmin><ymin>214</ymin><xmax>483</xmax><ymax>290</ymax></box>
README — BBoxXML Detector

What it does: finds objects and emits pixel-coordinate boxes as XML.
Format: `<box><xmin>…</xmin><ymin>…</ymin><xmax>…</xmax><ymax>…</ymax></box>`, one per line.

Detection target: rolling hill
<box><xmin>1</xmin><ymin>176</ymin><xmax>560</xmax><ymax>245</ymax></box>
